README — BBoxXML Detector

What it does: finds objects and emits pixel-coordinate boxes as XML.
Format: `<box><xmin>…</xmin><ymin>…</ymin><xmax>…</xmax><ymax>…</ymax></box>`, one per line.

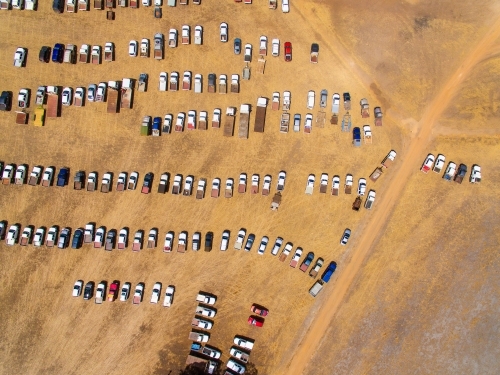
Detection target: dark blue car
<box><xmin>234</xmin><ymin>38</ymin><xmax>241</xmax><ymax>55</ymax></box>
<box><xmin>321</xmin><ymin>261</ymin><xmax>337</xmax><ymax>283</ymax></box>
<box><xmin>353</xmin><ymin>127</ymin><xmax>361</xmax><ymax>147</ymax></box>
<box><xmin>56</xmin><ymin>167</ymin><xmax>69</xmax><ymax>187</ymax></box>
<box><xmin>52</xmin><ymin>43</ymin><xmax>64</xmax><ymax>63</ymax></box>
<box><xmin>152</xmin><ymin>117</ymin><xmax>161</xmax><ymax>134</ymax></box>
<box><xmin>72</xmin><ymin>228</ymin><xmax>83</xmax><ymax>249</ymax></box>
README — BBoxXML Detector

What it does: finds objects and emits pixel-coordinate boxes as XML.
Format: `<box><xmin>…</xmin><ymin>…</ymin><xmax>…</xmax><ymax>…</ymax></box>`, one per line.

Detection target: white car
<box><xmin>234</xmin><ymin>229</ymin><xmax>246</xmax><ymax>249</ymax></box>
<box><xmin>129</xmin><ymin>40</ymin><xmax>138</xmax><ymax>57</ymax></box>
<box><xmin>181</xmin><ymin>25</ymin><xmax>190</xmax><ymax>44</ymax></box>
<box><xmin>262</xmin><ymin>174</ymin><xmax>272</xmax><ymax>194</ymax></box>
<box><xmin>141</xmin><ymin>0</ymin><xmax>150</xmax><ymax>6</ymax></box>
<box><xmin>15</xmin><ymin>165</ymin><xmax>26</xmax><ymax>184</ymax></box>
<box><xmin>305</xmin><ymin>174</ymin><xmax>315</xmax><ymax>194</ymax></box>
<box><xmin>433</xmin><ymin>154</ymin><xmax>446</xmax><ymax>173</ymax></box>
<box><xmin>420</xmin><ymin>153</ymin><xmax>435</xmax><ymax>173</ymax></box>
<box><xmin>257</xmin><ymin>236</ymin><xmax>269</xmax><ymax>255</ymax></box>
<box><xmin>272</xmin><ymin>38</ymin><xmax>280</xmax><ymax>57</ymax></box>
<box><xmin>276</xmin><ymin>171</ymin><xmax>286</xmax><ymax>191</ymax></box>
<box><xmin>96</xmin><ymin>82</ymin><xmax>106</xmax><ymax>102</ymax></box>
<box><xmin>271</xmin><ymin>237</ymin><xmax>283</xmax><ymax>256</ymax></box>
<box><xmin>290</xmin><ymin>247</ymin><xmax>303</xmax><ymax>267</ymax></box>
<box><xmin>470</xmin><ymin>164</ymin><xmax>481</xmax><ymax>183</ymax></box>
<box><xmin>163</xmin><ymin>285</ymin><xmax>175</xmax><ymax>307</ymax></box>
<box><xmin>73</xmin><ymin>280</ymin><xmax>83</xmax><ymax>297</ymax></box>
<box><xmin>33</xmin><ymin>227</ymin><xmax>45</xmax><ymax>247</ymax></box>
<box><xmin>225</xmin><ymin>178</ymin><xmax>233</xmax><ymax>195</ymax></box>
<box><xmin>74</xmin><ymin>87</ymin><xmax>84</xmax><ymax>107</ymax></box>
<box><xmin>61</xmin><ymin>87</ymin><xmax>73</xmax><ymax>106</ymax></box>
<box><xmin>282</xmin><ymin>0</ymin><xmax>289</xmax><ymax>12</ymax></box>
<box><xmin>340</xmin><ymin>228</ymin><xmax>351</xmax><ymax>245</ymax></box>
<box><xmin>2</xmin><ymin>164</ymin><xmax>14</xmax><ymax>183</ymax></box>
<box><xmin>120</xmin><ymin>282</ymin><xmax>131</xmax><ymax>301</ymax></box>
<box><xmin>163</xmin><ymin>231</ymin><xmax>174</xmax><ymax>252</ymax></box>
<box><xmin>41</xmin><ymin>167</ymin><xmax>54</xmax><ymax>186</ymax></box>
<box><xmin>320</xmin><ymin>173</ymin><xmax>328</xmax><ymax>190</ymax></box>
<box><xmin>184</xmin><ymin>175</ymin><xmax>194</xmax><ymax>195</ymax></box>
<box><xmin>150</xmin><ymin>282</ymin><xmax>162</xmax><ymax>304</ymax></box>
<box><xmin>140</xmin><ymin>38</ymin><xmax>149</xmax><ymax>57</ymax></box>
<box><xmin>227</xmin><ymin>359</ymin><xmax>246</xmax><ymax>374</ymax></box>
<box><xmin>192</xmin><ymin>232</ymin><xmax>200</xmax><ymax>251</ymax></box>
<box><xmin>307</xmin><ymin>90</ymin><xmax>315</xmax><ymax>109</ymax></box>
<box><xmin>5</xmin><ymin>225</ymin><xmax>20</xmax><ymax>246</ymax></box>
<box><xmin>163</xmin><ymin>114</ymin><xmax>172</xmax><ymax>133</ymax></box>
<box><xmin>94</xmin><ymin>227</ymin><xmax>105</xmax><ymax>247</ymax></box>
<box><xmin>244</xmin><ymin>43</ymin><xmax>252</xmax><ymax>61</ymax></box>
<box><xmin>194</xmin><ymin>25</ymin><xmax>203</xmax><ymax>44</ymax></box>
<box><xmin>187</xmin><ymin>110</ymin><xmax>196</xmax><ymax>130</ymax></box>
<box><xmin>117</xmin><ymin>172</ymin><xmax>127</xmax><ymax>190</ymax></box>
<box><xmin>169</xmin><ymin>29</ymin><xmax>178</xmax><ymax>48</ymax></box>
<box><xmin>87</xmin><ymin>84</ymin><xmax>97</xmax><ymax>102</ymax></box>
<box><xmin>220</xmin><ymin>230</ymin><xmax>230</xmax><ymax>251</ymax></box>
<box><xmin>211</xmin><ymin>178</ymin><xmax>220</xmax><ymax>196</ymax></box>
<box><xmin>128</xmin><ymin>172</ymin><xmax>138</xmax><ymax>190</ymax></box>
<box><xmin>196</xmin><ymin>304</ymin><xmax>216</xmax><ymax>317</ymax></box>
<box><xmin>176</xmin><ymin>113</ymin><xmax>185</xmax><ymax>131</ymax></box>
<box><xmin>304</xmin><ymin>113</ymin><xmax>313</xmax><ymax>132</ymax></box>
<box><xmin>259</xmin><ymin>35</ymin><xmax>267</xmax><ymax>55</ymax></box>
<box><xmin>357</xmin><ymin>178</ymin><xmax>367</xmax><ymax>196</ymax></box>
<box><xmin>219</xmin><ymin>22</ymin><xmax>228</xmax><ymax>42</ymax></box>
<box><xmin>17</xmin><ymin>88</ymin><xmax>29</xmax><ymax>109</ymax></box>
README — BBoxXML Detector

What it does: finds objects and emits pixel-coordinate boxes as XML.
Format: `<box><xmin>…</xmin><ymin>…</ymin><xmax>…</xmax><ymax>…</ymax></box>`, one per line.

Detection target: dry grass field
<box><xmin>0</xmin><ymin>1</ymin><xmax>499</xmax><ymax>375</ymax></box>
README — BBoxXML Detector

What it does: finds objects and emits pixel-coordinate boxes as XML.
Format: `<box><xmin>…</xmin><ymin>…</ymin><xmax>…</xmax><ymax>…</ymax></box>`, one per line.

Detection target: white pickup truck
<box><xmin>233</xmin><ymin>336</ymin><xmax>254</xmax><ymax>350</ymax></box>
<box><xmin>163</xmin><ymin>285</ymin><xmax>174</xmax><ymax>307</ymax></box>
<box><xmin>196</xmin><ymin>293</ymin><xmax>216</xmax><ymax>305</ymax></box>
<box><xmin>5</xmin><ymin>225</ymin><xmax>20</xmax><ymax>246</ymax></box>
<box><xmin>195</xmin><ymin>304</ymin><xmax>216</xmax><ymax>317</ymax></box>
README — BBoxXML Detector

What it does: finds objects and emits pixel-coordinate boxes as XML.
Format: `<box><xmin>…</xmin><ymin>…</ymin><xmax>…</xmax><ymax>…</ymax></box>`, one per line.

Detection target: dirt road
<box><xmin>281</xmin><ymin>15</ymin><xmax>500</xmax><ymax>375</ymax></box>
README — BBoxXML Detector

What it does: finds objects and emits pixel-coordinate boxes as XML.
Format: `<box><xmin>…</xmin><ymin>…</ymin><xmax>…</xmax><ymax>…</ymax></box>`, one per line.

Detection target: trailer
<box><xmin>239</xmin><ymin>104</ymin><xmax>250</xmax><ymax>139</ymax></box>
<box><xmin>169</xmin><ymin>72</ymin><xmax>179</xmax><ymax>91</ymax></box>
<box><xmin>360</xmin><ymin>98</ymin><xmax>369</xmax><ymax>118</ymax></box>
<box><xmin>15</xmin><ymin>111</ymin><xmax>28</xmax><ymax>125</ymax></box>
<box><xmin>280</xmin><ymin>113</ymin><xmax>290</xmax><ymax>133</ymax></box>
<box><xmin>138</xmin><ymin>73</ymin><xmax>148</xmax><ymax>92</ymax></box>
<box><xmin>254</xmin><ymin>97</ymin><xmax>267</xmax><ymax>133</ymax></box>
<box><xmin>106</xmin><ymin>81</ymin><xmax>120</xmax><ymax>113</ymax></box>
<box><xmin>316</xmin><ymin>111</ymin><xmax>326</xmax><ymax>128</ymax></box>
<box><xmin>230</xmin><ymin>74</ymin><xmax>239</xmax><ymax>93</ymax></box>
<box><xmin>212</xmin><ymin>108</ymin><xmax>221</xmax><ymax>128</ymax></box>
<box><xmin>309</xmin><ymin>280</ymin><xmax>324</xmax><ymax>297</ymax></box>
<box><xmin>352</xmin><ymin>196</ymin><xmax>362</xmax><ymax>211</ymax></box>
<box><xmin>46</xmin><ymin>86</ymin><xmax>59</xmax><ymax>118</ymax></box>
<box><xmin>243</xmin><ymin>65</ymin><xmax>250</xmax><ymax>80</ymax></box>
<box><xmin>341</xmin><ymin>113</ymin><xmax>351</xmax><ymax>132</ymax></box>
<box><xmin>219</xmin><ymin>74</ymin><xmax>227</xmax><ymax>94</ymax></box>
<box><xmin>198</xmin><ymin>111</ymin><xmax>207</xmax><ymax>130</ymax></box>
<box><xmin>257</xmin><ymin>57</ymin><xmax>266</xmax><ymax>74</ymax></box>
<box><xmin>130</xmin><ymin>0</ymin><xmax>137</xmax><ymax>7</ymax></box>
<box><xmin>270</xmin><ymin>191</ymin><xmax>281</xmax><ymax>211</ymax></box>
<box><xmin>141</xmin><ymin>116</ymin><xmax>151</xmax><ymax>136</ymax></box>
<box><xmin>374</xmin><ymin>106</ymin><xmax>383</xmax><ymax>126</ymax></box>
<box><xmin>120</xmin><ymin>78</ymin><xmax>133</xmax><ymax>109</ymax></box>
<box><xmin>369</xmin><ymin>167</ymin><xmax>383</xmax><ymax>182</ymax></box>
<box><xmin>282</xmin><ymin>91</ymin><xmax>290</xmax><ymax>111</ymax></box>
<box><xmin>224</xmin><ymin>107</ymin><xmax>236</xmax><ymax>137</ymax></box>
<box><xmin>271</xmin><ymin>92</ymin><xmax>280</xmax><ymax>110</ymax></box>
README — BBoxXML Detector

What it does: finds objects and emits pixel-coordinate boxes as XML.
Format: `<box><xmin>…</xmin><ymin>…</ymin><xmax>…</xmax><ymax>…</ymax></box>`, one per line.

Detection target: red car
<box><xmin>250</xmin><ymin>304</ymin><xmax>269</xmax><ymax>317</ymax></box>
<box><xmin>284</xmin><ymin>42</ymin><xmax>292</xmax><ymax>62</ymax></box>
<box><xmin>248</xmin><ymin>316</ymin><xmax>264</xmax><ymax>327</ymax></box>
<box><xmin>107</xmin><ymin>282</ymin><xmax>119</xmax><ymax>302</ymax></box>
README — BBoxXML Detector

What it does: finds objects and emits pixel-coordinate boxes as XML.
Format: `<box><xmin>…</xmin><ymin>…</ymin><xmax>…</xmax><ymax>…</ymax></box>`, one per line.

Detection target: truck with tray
<box><xmin>224</xmin><ymin>107</ymin><xmax>236</xmax><ymax>137</ymax></box>
<box><xmin>106</xmin><ymin>81</ymin><xmax>120</xmax><ymax>113</ymax></box>
<box><xmin>374</xmin><ymin>106</ymin><xmax>383</xmax><ymax>126</ymax></box>
<box><xmin>46</xmin><ymin>86</ymin><xmax>59</xmax><ymax>118</ymax></box>
<box><xmin>120</xmin><ymin>78</ymin><xmax>133</xmax><ymax>109</ymax></box>
<box><xmin>254</xmin><ymin>97</ymin><xmax>267</xmax><ymax>133</ymax></box>
<box><xmin>239</xmin><ymin>105</ymin><xmax>250</xmax><ymax>139</ymax></box>
<box><xmin>280</xmin><ymin>113</ymin><xmax>290</xmax><ymax>133</ymax></box>
<box><xmin>154</xmin><ymin>33</ymin><xmax>163</xmax><ymax>60</ymax></box>
<box><xmin>360</xmin><ymin>98</ymin><xmax>369</xmax><ymax>118</ymax></box>
<box><xmin>138</xmin><ymin>73</ymin><xmax>148</xmax><ymax>92</ymax></box>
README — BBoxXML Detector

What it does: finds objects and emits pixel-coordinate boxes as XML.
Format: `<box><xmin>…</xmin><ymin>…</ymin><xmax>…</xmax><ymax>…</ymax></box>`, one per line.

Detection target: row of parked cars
<box><xmin>1</xmin><ymin>163</ymin><xmax>68</xmax><ymax>187</ymax></box>
<box><xmin>73</xmin><ymin>279</ymin><xmax>175</xmax><ymax>306</ymax></box>
<box><xmin>420</xmin><ymin>153</ymin><xmax>481</xmax><ymax>184</ymax></box>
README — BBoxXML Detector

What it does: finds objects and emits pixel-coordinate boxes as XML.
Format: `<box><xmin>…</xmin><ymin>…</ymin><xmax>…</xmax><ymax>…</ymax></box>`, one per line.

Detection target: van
<box><xmin>52</xmin><ymin>0</ymin><xmax>63</xmax><ymax>12</ymax></box>
<box><xmin>353</xmin><ymin>127</ymin><xmax>361</xmax><ymax>147</ymax></box>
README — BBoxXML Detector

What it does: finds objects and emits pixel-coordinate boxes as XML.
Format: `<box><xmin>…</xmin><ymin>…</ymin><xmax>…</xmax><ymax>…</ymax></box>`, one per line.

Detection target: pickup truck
<box><xmin>20</xmin><ymin>226</ymin><xmax>32</xmax><ymax>246</ymax></box>
<box><xmin>107</xmin><ymin>282</ymin><xmax>118</xmax><ymax>301</ymax></box>
<box><xmin>262</xmin><ymin>175</ymin><xmax>271</xmax><ymax>196</ymax></box>
<box><xmin>319</xmin><ymin>173</ymin><xmax>328</xmax><ymax>193</ymax></box>
<box><xmin>233</xmin><ymin>336</ymin><xmax>254</xmax><ymax>350</ymax></box>
<box><xmin>158</xmin><ymin>173</ymin><xmax>169</xmax><ymax>193</ymax></box>
<box><xmin>183</xmin><ymin>176</ymin><xmax>193</xmax><ymax>196</ymax></box>
<box><xmin>117</xmin><ymin>228</ymin><xmax>127</xmax><ymax>249</ymax></box>
<box><xmin>227</xmin><ymin>360</ymin><xmax>246</xmax><ymax>374</ymax></box>
<box><xmin>94</xmin><ymin>227</ymin><xmax>105</xmax><ymax>248</ymax></box>
<box><xmin>189</xmin><ymin>331</ymin><xmax>209</xmax><ymax>343</ymax></box>
<box><xmin>2</xmin><ymin>164</ymin><xmax>14</xmax><ymax>185</ymax></box>
<box><xmin>289</xmin><ymin>247</ymin><xmax>303</xmax><ymax>268</ymax></box>
<box><xmin>132</xmin><ymin>231</ymin><xmax>143</xmax><ymax>251</ymax></box>
<box><xmin>194</xmin><ymin>25</ymin><xmax>203</xmax><ymax>45</ymax></box>
<box><xmin>5</xmin><ymin>225</ymin><xmax>20</xmax><ymax>246</ymax></box>
<box><xmin>84</xmin><ymin>223</ymin><xmax>94</xmax><ymax>243</ymax></box>
<box><xmin>192</xmin><ymin>318</ymin><xmax>213</xmax><ymax>330</ymax></box>
<box><xmin>73</xmin><ymin>171</ymin><xmax>85</xmax><ymax>190</ymax></box>
<box><xmin>147</xmin><ymin>229</ymin><xmax>157</xmax><ymax>248</ymax></box>
<box><xmin>154</xmin><ymin>33</ymin><xmax>164</xmax><ymax>59</ymax></box>
<box><xmin>91</xmin><ymin>45</ymin><xmax>101</xmax><ymax>64</ymax></box>
<box><xmin>364</xmin><ymin>190</ymin><xmax>376</xmax><ymax>209</ymax></box>
<box><xmin>14</xmin><ymin>165</ymin><xmax>26</xmax><ymax>185</ymax></box>
<box><xmin>33</xmin><ymin>227</ymin><xmax>45</xmax><ymax>247</ymax></box>
<box><xmin>433</xmin><ymin>154</ymin><xmax>446</xmax><ymax>173</ymax></box>
<box><xmin>420</xmin><ymin>153</ymin><xmax>435</xmax><ymax>174</ymax></box>
<box><xmin>13</xmin><ymin>47</ymin><xmax>26</xmax><ymax>68</ymax></box>
<box><xmin>305</xmin><ymin>174</ymin><xmax>315</xmax><ymax>195</ymax></box>
<box><xmin>470</xmin><ymin>164</ymin><xmax>481</xmax><ymax>183</ymax></box>
<box><xmin>443</xmin><ymin>162</ymin><xmax>457</xmax><ymax>181</ymax></box>
<box><xmin>196</xmin><ymin>293</ymin><xmax>216</xmax><ymax>305</ymax></box>
<box><xmin>196</xmin><ymin>179</ymin><xmax>205</xmax><ymax>199</ymax></box>
<box><xmin>56</xmin><ymin>167</ymin><xmax>69</xmax><ymax>187</ymax></box>
<box><xmin>382</xmin><ymin>150</ymin><xmax>397</xmax><ymax>168</ymax></box>
<box><xmin>279</xmin><ymin>242</ymin><xmax>293</xmax><ymax>262</ymax></box>
<box><xmin>35</xmin><ymin>86</ymin><xmax>46</xmax><ymax>105</ymax></box>
<box><xmin>95</xmin><ymin>282</ymin><xmax>106</xmax><ymax>304</ymax></box>
<box><xmin>150</xmin><ymin>282</ymin><xmax>162</xmax><ymax>303</ymax></box>
<box><xmin>100</xmin><ymin>173</ymin><xmax>112</xmax><ymax>193</ymax></box>
<box><xmin>299</xmin><ymin>252</ymin><xmax>314</xmax><ymax>272</ymax></box>
<box><xmin>142</xmin><ymin>172</ymin><xmax>153</xmax><ymax>194</ymax></box>
<box><xmin>105</xmin><ymin>230</ymin><xmax>115</xmax><ymax>250</ymax></box>
<box><xmin>234</xmin><ymin>229</ymin><xmax>246</xmax><ymax>250</ymax></box>
<box><xmin>57</xmin><ymin>228</ymin><xmax>70</xmax><ymax>249</ymax></box>
<box><xmin>163</xmin><ymin>285</ymin><xmax>174</xmax><ymax>307</ymax></box>
<box><xmin>86</xmin><ymin>172</ymin><xmax>97</xmax><ymax>191</ymax></box>
<box><xmin>132</xmin><ymin>283</ymin><xmax>144</xmax><ymax>304</ymax></box>
<box><xmin>17</xmin><ymin>89</ymin><xmax>29</xmax><ymax>109</ymax></box>
<box><xmin>116</xmin><ymin>172</ymin><xmax>126</xmax><ymax>191</ymax></box>
<box><xmin>230</xmin><ymin>347</ymin><xmax>250</xmax><ymax>363</ymax></box>
<box><xmin>28</xmin><ymin>166</ymin><xmax>42</xmax><ymax>186</ymax></box>
<box><xmin>454</xmin><ymin>164</ymin><xmax>467</xmax><ymax>184</ymax></box>
<box><xmin>195</xmin><ymin>304</ymin><xmax>216</xmax><ymax>317</ymax></box>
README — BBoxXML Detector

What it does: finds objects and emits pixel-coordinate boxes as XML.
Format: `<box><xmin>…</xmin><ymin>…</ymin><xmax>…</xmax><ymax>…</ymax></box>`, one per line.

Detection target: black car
<box><xmin>208</xmin><ymin>73</ymin><xmax>215</xmax><ymax>89</ymax></box>
<box><xmin>0</xmin><ymin>91</ymin><xmax>12</xmax><ymax>111</ymax></box>
<box><xmin>39</xmin><ymin>46</ymin><xmax>51</xmax><ymax>63</ymax></box>
<box><xmin>142</xmin><ymin>172</ymin><xmax>153</xmax><ymax>192</ymax></box>
<box><xmin>204</xmin><ymin>232</ymin><xmax>213</xmax><ymax>252</ymax></box>
<box><xmin>83</xmin><ymin>282</ymin><xmax>94</xmax><ymax>300</ymax></box>
<box><xmin>56</xmin><ymin>167</ymin><xmax>69</xmax><ymax>187</ymax></box>
<box><xmin>72</xmin><ymin>228</ymin><xmax>83</xmax><ymax>249</ymax></box>
<box><xmin>52</xmin><ymin>0</ymin><xmax>64</xmax><ymax>13</ymax></box>
<box><xmin>244</xmin><ymin>233</ymin><xmax>255</xmax><ymax>252</ymax></box>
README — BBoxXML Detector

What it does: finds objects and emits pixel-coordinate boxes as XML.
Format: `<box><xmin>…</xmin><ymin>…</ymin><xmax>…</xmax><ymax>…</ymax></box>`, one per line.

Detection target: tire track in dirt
<box><xmin>279</xmin><ymin>15</ymin><xmax>500</xmax><ymax>375</ymax></box>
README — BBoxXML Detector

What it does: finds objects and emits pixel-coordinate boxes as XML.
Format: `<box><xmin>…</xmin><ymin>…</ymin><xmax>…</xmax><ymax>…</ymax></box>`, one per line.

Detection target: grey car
<box><xmin>244</xmin><ymin>233</ymin><xmax>255</xmax><ymax>251</ymax></box>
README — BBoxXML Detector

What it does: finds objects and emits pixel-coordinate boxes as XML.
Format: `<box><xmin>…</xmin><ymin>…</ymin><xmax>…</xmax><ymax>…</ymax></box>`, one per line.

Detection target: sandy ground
<box><xmin>0</xmin><ymin>1</ymin><xmax>499</xmax><ymax>375</ymax></box>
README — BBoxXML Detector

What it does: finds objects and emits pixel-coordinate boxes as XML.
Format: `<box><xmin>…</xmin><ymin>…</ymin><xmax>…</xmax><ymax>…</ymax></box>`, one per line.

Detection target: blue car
<box><xmin>52</xmin><ymin>43</ymin><xmax>64</xmax><ymax>63</ymax></box>
<box><xmin>56</xmin><ymin>167</ymin><xmax>69</xmax><ymax>187</ymax></box>
<box><xmin>353</xmin><ymin>127</ymin><xmax>361</xmax><ymax>147</ymax></box>
<box><xmin>321</xmin><ymin>261</ymin><xmax>337</xmax><ymax>283</ymax></box>
<box><xmin>234</xmin><ymin>38</ymin><xmax>241</xmax><ymax>55</ymax></box>
<box><xmin>72</xmin><ymin>228</ymin><xmax>83</xmax><ymax>249</ymax></box>
<box><xmin>152</xmin><ymin>117</ymin><xmax>161</xmax><ymax>135</ymax></box>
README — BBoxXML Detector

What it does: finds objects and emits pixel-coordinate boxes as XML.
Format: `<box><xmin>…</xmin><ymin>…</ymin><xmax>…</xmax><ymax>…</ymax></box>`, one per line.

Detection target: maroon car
<box><xmin>250</xmin><ymin>304</ymin><xmax>269</xmax><ymax>317</ymax></box>
<box><xmin>284</xmin><ymin>42</ymin><xmax>292</xmax><ymax>62</ymax></box>
<box><xmin>248</xmin><ymin>316</ymin><xmax>264</xmax><ymax>327</ymax></box>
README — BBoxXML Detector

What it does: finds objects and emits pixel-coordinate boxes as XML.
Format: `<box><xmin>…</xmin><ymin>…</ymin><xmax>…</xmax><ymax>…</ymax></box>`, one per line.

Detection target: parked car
<box><xmin>52</xmin><ymin>43</ymin><xmax>64</xmax><ymax>63</ymax></box>
<box><xmin>57</xmin><ymin>227</ymin><xmax>70</xmax><ymax>249</ymax></box>
<box><xmin>244</xmin><ymin>233</ymin><xmax>255</xmax><ymax>251</ymax></box>
<box><xmin>39</xmin><ymin>46</ymin><xmax>51</xmax><ymax>63</ymax></box>
<box><xmin>284</xmin><ymin>41</ymin><xmax>292</xmax><ymax>61</ymax></box>
<box><xmin>420</xmin><ymin>153</ymin><xmax>435</xmax><ymax>173</ymax></box>
<box><xmin>204</xmin><ymin>232</ymin><xmax>213</xmax><ymax>252</ymax></box>
<box><xmin>272</xmin><ymin>38</ymin><xmax>280</xmax><ymax>57</ymax></box>
<box><xmin>271</xmin><ymin>237</ymin><xmax>283</xmax><ymax>255</ymax></box>
<box><xmin>220</xmin><ymin>230</ymin><xmax>230</xmax><ymax>251</ymax></box>
<box><xmin>73</xmin><ymin>280</ymin><xmax>83</xmax><ymax>297</ymax></box>
<box><xmin>192</xmin><ymin>232</ymin><xmax>201</xmax><ymax>251</ymax></box>
<box><xmin>61</xmin><ymin>87</ymin><xmax>72</xmax><ymax>106</ymax></box>
<box><xmin>257</xmin><ymin>236</ymin><xmax>269</xmax><ymax>255</ymax></box>
<box><xmin>251</xmin><ymin>304</ymin><xmax>269</xmax><ymax>316</ymax></box>
<box><xmin>83</xmin><ymin>281</ymin><xmax>94</xmax><ymax>300</ymax></box>
<box><xmin>56</xmin><ymin>168</ymin><xmax>69</xmax><ymax>187</ymax></box>
<box><xmin>248</xmin><ymin>316</ymin><xmax>264</xmax><ymax>327</ymax></box>
<box><xmin>340</xmin><ymin>228</ymin><xmax>351</xmax><ymax>245</ymax></box>
<box><xmin>120</xmin><ymin>282</ymin><xmax>131</xmax><ymax>301</ymax></box>
<box><xmin>234</xmin><ymin>37</ymin><xmax>241</xmax><ymax>54</ymax></box>
<box><xmin>282</xmin><ymin>0</ymin><xmax>289</xmax><ymax>12</ymax></box>
<box><xmin>72</xmin><ymin>228</ymin><xmax>83</xmax><ymax>249</ymax></box>
<box><xmin>357</xmin><ymin>178</ymin><xmax>367</xmax><ymax>196</ymax></box>
<box><xmin>220</xmin><ymin>22</ymin><xmax>228</xmax><ymax>42</ymax></box>
<box><xmin>87</xmin><ymin>84</ymin><xmax>97</xmax><ymax>102</ymax></box>
<box><xmin>129</xmin><ymin>40</ymin><xmax>138</xmax><ymax>57</ymax></box>
<box><xmin>353</xmin><ymin>127</ymin><xmax>361</xmax><ymax>147</ymax></box>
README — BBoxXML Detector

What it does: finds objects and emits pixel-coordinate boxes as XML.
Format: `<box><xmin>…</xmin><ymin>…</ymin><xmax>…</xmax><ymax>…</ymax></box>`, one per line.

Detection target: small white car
<box><xmin>118</xmin><ymin>228</ymin><xmax>128</xmax><ymax>249</ymax></box>
<box><xmin>74</xmin><ymin>87</ymin><xmax>84</xmax><ymax>107</ymax></box>
<box><xmin>220</xmin><ymin>230</ymin><xmax>230</xmax><ymax>251</ymax></box>
<box><xmin>129</xmin><ymin>40</ymin><xmax>138</xmax><ymax>57</ymax></box>
<box><xmin>272</xmin><ymin>38</ymin><xmax>280</xmax><ymax>57</ymax></box>
<box><xmin>194</xmin><ymin>25</ymin><xmax>203</xmax><ymax>45</ymax></box>
<box><xmin>227</xmin><ymin>359</ymin><xmax>246</xmax><ymax>374</ymax></box>
<box><xmin>271</xmin><ymin>237</ymin><xmax>283</xmax><ymax>255</ymax></box>
<box><xmin>163</xmin><ymin>285</ymin><xmax>174</xmax><ymax>307</ymax></box>
<box><xmin>259</xmin><ymin>35</ymin><xmax>267</xmax><ymax>55</ymax></box>
<box><xmin>163</xmin><ymin>114</ymin><xmax>173</xmax><ymax>133</ymax></box>
<box><xmin>61</xmin><ymin>87</ymin><xmax>73</xmax><ymax>106</ymax></box>
<box><xmin>257</xmin><ymin>236</ymin><xmax>269</xmax><ymax>255</ymax></box>
<box><xmin>141</xmin><ymin>0</ymin><xmax>150</xmax><ymax>6</ymax></box>
<box><xmin>192</xmin><ymin>232</ymin><xmax>200</xmax><ymax>251</ymax></box>
<box><xmin>150</xmin><ymin>282</ymin><xmax>162</xmax><ymax>304</ymax></box>
<box><xmin>357</xmin><ymin>178</ymin><xmax>367</xmax><ymax>196</ymax></box>
<box><xmin>219</xmin><ymin>22</ymin><xmax>228</xmax><ymax>42</ymax></box>
<box><xmin>244</xmin><ymin>43</ymin><xmax>252</xmax><ymax>61</ymax></box>
<box><xmin>304</xmin><ymin>113</ymin><xmax>313</xmax><ymax>132</ymax></box>
<box><xmin>277</xmin><ymin>171</ymin><xmax>286</xmax><ymax>191</ymax></box>
<box><xmin>307</xmin><ymin>90</ymin><xmax>315</xmax><ymax>109</ymax></box>
<box><xmin>73</xmin><ymin>280</ymin><xmax>83</xmax><ymax>297</ymax></box>
<box><xmin>120</xmin><ymin>282</ymin><xmax>131</xmax><ymax>301</ymax></box>
<box><xmin>87</xmin><ymin>84</ymin><xmax>97</xmax><ymax>102</ymax></box>
<box><xmin>340</xmin><ymin>228</ymin><xmax>351</xmax><ymax>246</ymax></box>
<box><xmin>282</xmin><ymin>0</ymin><xmax>289</xmax><ymax>13</ymax></box>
